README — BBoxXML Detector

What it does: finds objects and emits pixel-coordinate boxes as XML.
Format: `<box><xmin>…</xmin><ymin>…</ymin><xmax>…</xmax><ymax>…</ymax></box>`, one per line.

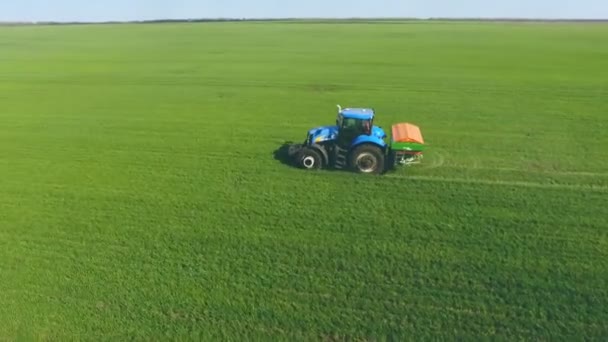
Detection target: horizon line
<box><xmin>2</xmin><ymin>17</ymin><xmax>608</xmax><ymax>25</ymax></box>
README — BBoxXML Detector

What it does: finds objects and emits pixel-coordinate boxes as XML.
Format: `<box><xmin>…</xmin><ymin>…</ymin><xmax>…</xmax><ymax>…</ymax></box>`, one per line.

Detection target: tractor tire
<box><xmin>297</xmin><ymin>147</ymin><xmax>323</xmax><ymax>170</ymax></box>
<box><xmin>348</xmin><ymin>144</ymin><xmax>385</xmax><ymax>174</ymax></box>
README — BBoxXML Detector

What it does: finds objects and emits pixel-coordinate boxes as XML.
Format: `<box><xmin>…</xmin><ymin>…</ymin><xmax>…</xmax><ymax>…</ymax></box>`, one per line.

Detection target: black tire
<box><xmin>297</xmin><ymin>147</ymin><xmax>323</xmax><ymax>170</ymax></box>
<box><xmin>348</xmin><ymin>144</ymin><xmax>385</xmax><ymax>174</ymax></box>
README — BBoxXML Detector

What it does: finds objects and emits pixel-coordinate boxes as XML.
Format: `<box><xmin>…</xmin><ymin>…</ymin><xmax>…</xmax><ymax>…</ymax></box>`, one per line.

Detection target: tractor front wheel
<box><xmin>297</xmin><ymin>147</ymin><xmax>323</xmax><ymax>170</ymax></box>
<box><xmin>349</xmin><ymin>144</ymin><xmax>385</xmax><ymax>174</ymax></box>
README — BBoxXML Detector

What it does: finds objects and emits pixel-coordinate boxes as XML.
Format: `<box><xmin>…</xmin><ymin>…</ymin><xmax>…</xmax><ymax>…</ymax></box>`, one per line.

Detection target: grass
<box><xmin>1</xmin><ymin>20</ymin><xmax>607</xmax><ymax>340</ymax></box>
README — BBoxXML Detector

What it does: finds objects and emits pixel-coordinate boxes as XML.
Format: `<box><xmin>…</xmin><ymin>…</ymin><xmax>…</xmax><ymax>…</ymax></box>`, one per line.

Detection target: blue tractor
<box><xmin>287</xmin><ymin>105</ymin><xmax>425</xmax><ymax>174</ymax></box>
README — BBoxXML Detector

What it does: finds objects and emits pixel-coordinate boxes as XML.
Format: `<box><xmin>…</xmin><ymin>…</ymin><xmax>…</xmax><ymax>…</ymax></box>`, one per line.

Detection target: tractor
<box><xmin>287</xmin><ymin>105</ymin><xmax>425</xmax><ymax>174</ymax></box>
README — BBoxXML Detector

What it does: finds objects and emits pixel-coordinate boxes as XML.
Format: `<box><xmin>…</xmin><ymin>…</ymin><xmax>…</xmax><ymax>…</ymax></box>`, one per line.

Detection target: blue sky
<box><xmin>1</xmin><ymin>0</ymin><xmax>607</xmax><ymax>22</ymax></box>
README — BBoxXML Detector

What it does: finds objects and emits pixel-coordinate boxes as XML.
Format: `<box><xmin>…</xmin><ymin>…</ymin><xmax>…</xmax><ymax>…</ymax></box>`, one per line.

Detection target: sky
<box><xmin>1</xmin><ymin>0</ymin><xmax>607</xmax><ymax>22</ymax></box>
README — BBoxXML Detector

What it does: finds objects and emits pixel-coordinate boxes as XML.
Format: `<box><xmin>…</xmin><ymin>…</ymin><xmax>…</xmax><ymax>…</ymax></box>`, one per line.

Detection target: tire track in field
<box><xmin>392</xmin><ymin>144</ymin><xmax>608</xmax><ymax>178</ymax></box>
<box><xmin>385</xmin><ymin>174</ymin><xmax>608</xmax><ymax>192</ymax></box>
<box><xmin>416</xmin><ymin>148</ymin><xmax>446</xmax><ymax>169</ymax></box>
<box><xmin>432</xmin><ymin>163</ymin><xmax>608</xmax><ymax>178</ymax></box>
<box><xmin>469</xmin><ymin>166</ymin><xmax>608</xmax><ymax>178</ymax></box>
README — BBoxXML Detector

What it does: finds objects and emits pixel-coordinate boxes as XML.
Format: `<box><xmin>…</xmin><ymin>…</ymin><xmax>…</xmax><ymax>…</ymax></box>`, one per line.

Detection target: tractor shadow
<box><xmin>273</xmin><ymin>141</ymin><xmax>399</xmax><ymax>175</ymax></box>
<box><xmin>273</xmin><ymin>141</ymin><xmax>392</xmax><ymax>174</ymax></box>
<box><xmin>273</xmin><ymin>141</ymin><xmax>299</xmax><ymax>168</ymax></box>
<box><xmin>272</xmin><ymin>141</ymin><xmax>341</xmax><ymax>173</ymax></box>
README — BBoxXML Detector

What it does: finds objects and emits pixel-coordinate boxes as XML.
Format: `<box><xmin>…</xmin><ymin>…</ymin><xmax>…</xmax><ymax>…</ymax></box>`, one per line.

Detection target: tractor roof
<box><xmin>340</xmin><ymin>108</ymin><xmax>375</xmax><ymax>120</ymax></box>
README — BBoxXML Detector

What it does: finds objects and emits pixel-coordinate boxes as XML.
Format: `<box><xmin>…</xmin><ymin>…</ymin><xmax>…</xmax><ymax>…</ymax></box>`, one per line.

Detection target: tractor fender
<box><xmin>309</xmin><ymin>143</ymin><xmax>329</xmax><ymax>165</ymax></box>
<box><xmin>350</xmin><ymin>135</ymin><xmax>387</xmax><ymax>152</ymax></box>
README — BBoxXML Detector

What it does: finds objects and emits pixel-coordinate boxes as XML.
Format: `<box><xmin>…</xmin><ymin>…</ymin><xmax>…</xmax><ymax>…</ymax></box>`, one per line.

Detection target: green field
<box><xmin>1</xmin><ymin>21</ymin><xmax>607</xmax><ymax>340</ymax></box>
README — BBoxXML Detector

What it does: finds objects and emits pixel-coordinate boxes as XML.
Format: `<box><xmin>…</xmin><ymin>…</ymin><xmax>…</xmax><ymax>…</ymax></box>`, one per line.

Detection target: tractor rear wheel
<box><xmin>297</xmin><ymin>147</ymin><xmax>323</xmax><ymax>170</ymax></box>
<box><xmin>349</xmin><ymin>144</ymin><xmax>385</xmax><ymax>174</ymax></box>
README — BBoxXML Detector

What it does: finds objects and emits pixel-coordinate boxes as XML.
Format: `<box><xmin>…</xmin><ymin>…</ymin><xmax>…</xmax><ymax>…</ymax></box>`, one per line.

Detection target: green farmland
<box><xmin>1</xmin><ymin>21</ymin><xmax>607</xmax><ymax>339</ymax></box>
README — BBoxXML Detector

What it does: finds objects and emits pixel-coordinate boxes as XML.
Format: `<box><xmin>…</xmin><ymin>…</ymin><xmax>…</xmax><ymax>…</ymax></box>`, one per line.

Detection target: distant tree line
<box><xmin>1</xmin><ymin>17</ymin><xmax>606</xmax><ymax>26</ymax></box>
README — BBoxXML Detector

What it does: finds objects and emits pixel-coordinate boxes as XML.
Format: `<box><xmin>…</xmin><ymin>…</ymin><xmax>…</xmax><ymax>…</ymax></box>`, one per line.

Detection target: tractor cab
<box><xmin>335</xmin><ymin>106</ymin><xmax>374</xmax><ymax>146</ymax></box>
